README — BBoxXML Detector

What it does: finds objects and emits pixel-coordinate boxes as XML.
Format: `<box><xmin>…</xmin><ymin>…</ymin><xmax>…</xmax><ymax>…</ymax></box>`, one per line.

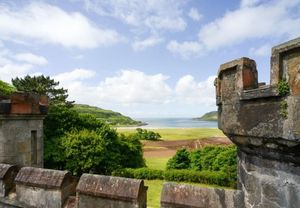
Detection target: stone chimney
<box><xmin>0</xmin><ymin>92</ymin><xmax>48</xmax><ymax>167</ymax></box>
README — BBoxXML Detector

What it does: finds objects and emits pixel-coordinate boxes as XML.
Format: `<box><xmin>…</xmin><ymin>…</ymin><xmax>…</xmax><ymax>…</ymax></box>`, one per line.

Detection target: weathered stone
<box><xmin>160</xmin><ymin>182</ymin><xmax>244</xmax><ymax>208</ymax></box>
<box><xmin>76</xmin><ymin>174</ymin><xmax>147</xmax><ymax>208</ymax></box>
<box><xmin>15</xmin><ymin>167</ymin><xmax>76</xmax><ymax>208</ymax></box>
<box><xmin>0</xmin><ymin>164</ymin><xmax>18</xmax><ymax>197</ymax></box>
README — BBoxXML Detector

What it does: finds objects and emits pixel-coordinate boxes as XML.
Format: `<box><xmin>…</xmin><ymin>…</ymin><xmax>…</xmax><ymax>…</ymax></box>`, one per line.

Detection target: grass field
<box><xmin>117</xmin><ymin>128</ymin><xmax>225</xmax><ymax>141</ymax></box>
<box><xmin>145</xmin><ymin>157</ymin><xmax>170</xmax><ymax>170</ymax></box>
<box><xmin>144</xmin><ymin>180</ymin><xmax>225</xmax><ymax>208</ymax></box>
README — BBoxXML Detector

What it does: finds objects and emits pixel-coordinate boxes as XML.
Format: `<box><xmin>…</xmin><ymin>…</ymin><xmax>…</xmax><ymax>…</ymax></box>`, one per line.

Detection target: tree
<box><xmin>0</xmin><ymin>80</ymin><xmax>16</xmax><ymax>96</ymax></box>
<box><xmin>12</xmin><ymin>75</ymin><xmax>72</xmax><ymax>105</ymax></box>
<box><xmin>167</xmin><ymin>148</ymin><xmax>191</xmax><ymax>170</ymax></box>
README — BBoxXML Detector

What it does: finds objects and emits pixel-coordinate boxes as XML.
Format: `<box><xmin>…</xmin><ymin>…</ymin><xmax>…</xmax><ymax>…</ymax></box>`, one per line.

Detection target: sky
<box><xmin>0</xmin><ymin>0</ymin><xmax>300</xmax><ymax>118</ymax></box>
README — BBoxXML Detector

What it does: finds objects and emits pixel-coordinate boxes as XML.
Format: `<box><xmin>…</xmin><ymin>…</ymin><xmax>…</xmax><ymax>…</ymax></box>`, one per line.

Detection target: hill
<box><xmin>73</xmin><ymin>104</ymin><xmax>145</xmax><ymax>126</ymax></box>
<box><xmin>194</xmin><ymin>111</ymin><xmax>218</xmax><ymax>121</ymax></box>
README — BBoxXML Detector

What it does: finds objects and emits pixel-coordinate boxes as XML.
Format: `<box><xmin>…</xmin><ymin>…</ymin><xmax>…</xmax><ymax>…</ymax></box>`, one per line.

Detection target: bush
<box><xmin>113</xmin><ymin>168</ymin><xmax>235</xmax><ymax>187</ymax></box>
<box><xmin>131</xmin><ymin>128</ymin><xmax>161</xmax><ymax>141</ymax></box>
<box><xmin>167</xmin><ymin>148</ymin><xmax>190</xmax><ymax>170</ymax></box>
<box><xmin>0</xmin><ymin>80</ymin><xmax>16</xmax><ymax>96</ymax></box>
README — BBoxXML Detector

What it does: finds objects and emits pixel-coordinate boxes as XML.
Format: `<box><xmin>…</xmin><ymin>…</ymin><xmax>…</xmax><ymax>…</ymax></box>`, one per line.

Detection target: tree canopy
<box><xmin>12</xmin><ymin>75</ymin><xmax>71</xmax><ymax>105</ymax></box>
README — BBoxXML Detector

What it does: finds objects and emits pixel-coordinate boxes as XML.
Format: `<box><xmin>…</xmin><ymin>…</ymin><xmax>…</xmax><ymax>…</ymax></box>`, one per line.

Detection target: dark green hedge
<box><xmin>112</xmin><ymin>168</ymin><xmax>236</xmax><ymax>187</ymax></box>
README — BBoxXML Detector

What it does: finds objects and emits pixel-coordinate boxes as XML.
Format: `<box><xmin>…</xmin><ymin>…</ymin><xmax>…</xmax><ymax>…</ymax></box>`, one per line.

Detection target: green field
<box><xmin>145</xmin><ymin>157</ymin><xmax>170</xmax><ymax>170</ymax></box>
<box><xmin>144</xmin><ymin>180</ymin><xmax>225</xmax><ymax>208</ymax></box>
<box><xmin>118</xmin><ymin>128</ymin><xmax>225</xmax><ymax>140</ymax></box>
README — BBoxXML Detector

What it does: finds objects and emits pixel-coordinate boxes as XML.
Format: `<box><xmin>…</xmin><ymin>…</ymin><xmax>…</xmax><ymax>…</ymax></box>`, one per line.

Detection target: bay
<box><xmin>135</xmin><ymin>118</ymin><xmax>218</xmax><ymax>128</ymax></box>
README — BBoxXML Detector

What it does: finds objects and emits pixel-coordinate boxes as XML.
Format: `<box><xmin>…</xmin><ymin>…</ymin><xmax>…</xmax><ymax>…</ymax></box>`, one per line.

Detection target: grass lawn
<box><xmin>117</xmin><ymin>128</ymin><xmax>225</xmax><ymax>141</ymax></box>
<box><xmin>144</xmin><ymin>180</ymin><xmax>225</xmax><ymax>208</ymax></box>
<box><xmin>145</xmin><ymin>157</ymin><xmax>170</xmax><ymax>170</ymax></box>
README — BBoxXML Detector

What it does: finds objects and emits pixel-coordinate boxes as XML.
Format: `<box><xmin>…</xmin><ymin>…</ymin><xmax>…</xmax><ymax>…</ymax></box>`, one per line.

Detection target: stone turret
<box><xmin>215</xmin><ymin>38</ymin><xmax>300</xmax><ymax>207</ymax></box>
<box><xmin>0</xmin><ymin>92</ymin><xmax>48</xmax><ymax>167</ymax></box>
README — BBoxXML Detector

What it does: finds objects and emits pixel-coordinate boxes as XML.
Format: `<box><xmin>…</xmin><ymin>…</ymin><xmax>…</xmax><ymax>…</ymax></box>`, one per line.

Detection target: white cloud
<box><xmin>175</xmin><ymin>75</ymin><xmax>216</xmax><ymax>106</ymax></box>
<box><xmin>96</xmin><ymin>70</ymin><xmax>172</xmax><ymax>104</ymax></box>
<box><xmin>240</xmin><ymin>0</ymin><xmax>262</xmax><ymax>8</ymax></box>
<box><xmin>0</xmin><ymin>63</ymin><xmax>33</xmax><ymax>82</ymax></box>
<box><xmin>54</xmin><ymin>69</ymin><xmax>172</xmax><ymax>105</ymax></box>
<box><xmin>188</xmin><ymin>8</ymin><xmax>203</xmax><ymax>21</ymax></box>
<box><xmin>249</xmin><ymin>44</ymin><xmax>271</xmax><ymax>56</ymax></box>
<box><xmin>0</xmin><ymin>2</ymin><xmax>122</xmax><ymax>48</ymax></box>
<box><xmin>167</xmin><ymin>40</ymin><xmax>203</xmax><ymax>59</ymax></box>
<box><xmin>81</xmin><ymin>0</ymin><xmax>187</xmax><ymax>33</ymax></box>
<box><xmin>169</xmin><ymin>0</ymin><xmax>300</xmax><ymax>58</ymax></box>
<box><xmin>198</xmin><ymin>0</ymin><xmax>300</xmax><ymax>50</ymax></box>
<box><xmin>14</xmin><ymin>53</ymin><xmax>48</xmax><ymax>65</ymax></box>
<box><xmin>54</xmin><ymin>68</ymin><xmax>96</xmax><ymax>83</ymax></box>
<box><xmin>132</xmin><ymin>36</ymin><xmax>164</xmax><ymax>51</ymax></box>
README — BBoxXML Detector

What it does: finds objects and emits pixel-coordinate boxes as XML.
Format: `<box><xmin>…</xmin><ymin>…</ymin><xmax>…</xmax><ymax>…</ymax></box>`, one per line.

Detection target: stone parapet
<box><xmin>15</xmin><ymin>167</ymin><xmax>76</xmax><ymax>208</ymax></box>
<box><xmin>214</xmin><ymin>37</ymin><xmax>300</xmax><ymax>207</ymax></box>
<box><xmin>0</xmin><ymin>164</ymin><xmax>18</xmax><ymax>197</ymax></box>
<box><xmin>161</xmin><ymin>182</ymin><xmax>243</xmax><ymax>208</ymax></box>
<box><xmin>76</xmin><ymin>174</ymin><xmax>147</xmax><ymax>208</ymax></box>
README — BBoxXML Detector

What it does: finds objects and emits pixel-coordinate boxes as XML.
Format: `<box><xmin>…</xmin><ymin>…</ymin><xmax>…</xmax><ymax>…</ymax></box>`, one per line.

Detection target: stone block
<box><xmin>0</xmin><ymin>164</ymin><xmax>18</xmax><ymax>197</ymax></box>
<box><xmin>76</xmin><ymin>174</ymin><xmax>147</xmax><ymax>208</ymax></box>
<box><xmin>15</xmin><ymin>167</ymin><xmax>76</xmax><ymax>208</ymax></box>
<box><xmin>161</xmin><ymin>182</ymin><xmax>244</xmax><ymax>208</ymax></box>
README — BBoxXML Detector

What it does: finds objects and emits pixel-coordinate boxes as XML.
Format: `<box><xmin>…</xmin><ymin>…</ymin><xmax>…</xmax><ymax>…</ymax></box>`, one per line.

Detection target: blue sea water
<box><xmin>135</xmin><ymin>118</ymin><xmax>218</xmax><ymax>128</ymax></box>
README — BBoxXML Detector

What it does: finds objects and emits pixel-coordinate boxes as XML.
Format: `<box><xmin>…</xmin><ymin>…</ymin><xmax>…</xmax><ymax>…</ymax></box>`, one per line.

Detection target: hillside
<box><xmin>73</xmin><ymin>104</ymin><xmax>145</xmax><ymax>126</ymax></box>
<box><xmin>195</xmin><ymin>111</ymin><xmax>218</xmax><ymax>121</ymax></box>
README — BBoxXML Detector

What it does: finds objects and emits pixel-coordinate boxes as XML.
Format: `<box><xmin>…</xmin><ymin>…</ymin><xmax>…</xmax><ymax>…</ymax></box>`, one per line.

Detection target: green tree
<box><xmin>167</xmin><ymin>148</ymin><xmax>191</xmax><ymax>170</ymax></box>
<box><xmin>12</xmin><ymin>75</ymin><xmax>72</xmax><ymax>105</ymax></box>
<box><xmin>0</xmin><ymin>80</ymin><xmax>16</xmax><ymax>96</ymax></box>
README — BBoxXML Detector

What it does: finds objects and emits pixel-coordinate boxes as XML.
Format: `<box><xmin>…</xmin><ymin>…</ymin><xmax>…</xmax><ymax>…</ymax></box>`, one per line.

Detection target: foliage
<box><xmin>130</xmin><ymin>128</ymin><xmax>161</xmax><ymax>141</ymax></box>
<box><xmin>117</xmin><ymin>128</ymin><xmax>225</xmax><ymax>141</ymax></box>
<box><xmin>280</xmin><ymin>100</ymin><xmax>288</xmax><ymax>119</ymax></box>
<box><xmin>277</xmin><ymin>78</ymin><xmax>290</xmax><ymax>96</ymax></box>
<box><xmin>73</xmin><ymin>104</ymin><xmax>144</xmax><ymax>126</ymax></box>
<box><xmin>166</xmin><ymin>148</ymin><xmax>191</xmax><ymax>170</ymax></box>
<box><xmin>12</xmin><ymin>75</ymin><xmax>72</xmax><ymax>106</ymax></box>
<box><xmin>113</xmin><ymin>168</ymin><xmax>235</xmax><ymax>187</ymax></box>
<box><xmin>0</xmin><ymin>80</ymin><xmax>16</xmax><ymax>96</ymax></box>
<box><xmin>165</xmin><ymin>146</ymin><xmax>237</xmax><ymax>186</ymax></box>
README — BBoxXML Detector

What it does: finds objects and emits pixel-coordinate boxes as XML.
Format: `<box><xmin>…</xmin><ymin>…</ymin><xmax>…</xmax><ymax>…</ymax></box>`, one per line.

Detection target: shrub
<box><xmin>277</xmin><ymin>78</ymin><xmax>290</xmax><ymax>96</ymax></box>
<box><xmin>0</xmin><ymin>80</ymin><xmax>16</xmax><ymax>96</ymax></box>
<box><xmin>113</xmin><ymin>168</ymin><xmax>235</xmax><ymax>187</ymax></box>
<box><xmin>131</xmin><ymin>128</ymin><xmax>161</xmax><ymax>141</ymax></box>
<box><xmin>167</xmin><ymin>148</ymin><xmax>191</xmax><ymax>170</ymax></box>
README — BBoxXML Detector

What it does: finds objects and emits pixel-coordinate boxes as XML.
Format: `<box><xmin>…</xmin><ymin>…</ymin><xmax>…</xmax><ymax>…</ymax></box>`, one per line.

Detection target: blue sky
<box><xmin>0</xmin><ymin>0</ymin><xmax>300</xmax><ymax>118</ymax></box>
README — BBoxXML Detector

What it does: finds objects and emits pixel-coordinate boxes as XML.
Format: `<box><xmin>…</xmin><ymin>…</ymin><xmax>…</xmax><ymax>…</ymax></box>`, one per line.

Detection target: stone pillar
<box><xmin>215</xmin><ymin>38</ymin><xmax>300</xmax><ymax>207</ymax></box>
<box><xmin>0</xmin><ymin>92</ymin><xmax>48</xmax><ymax>167</ymax></box>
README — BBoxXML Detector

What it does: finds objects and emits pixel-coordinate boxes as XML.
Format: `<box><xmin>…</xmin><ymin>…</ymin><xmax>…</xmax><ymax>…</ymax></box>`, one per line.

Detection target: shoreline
<box><xmin>116</xmin><ymin>126</ymin><xmax>219</xmax><ymax>130</ymax></box>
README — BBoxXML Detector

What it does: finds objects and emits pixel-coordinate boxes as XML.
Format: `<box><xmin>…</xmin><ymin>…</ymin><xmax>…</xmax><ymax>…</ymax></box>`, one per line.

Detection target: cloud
<box><xmin>166</xmin><ymin>40</ymin><xmax>203</xmax><ymax>59</ymax></box>
<box><xmin>54</xmin><ymin>69</ymin><xmax>172</xmax><ymax>105</ymax></box>
<box><xmin>0</xmin><ymin>2</ymin><xmax>122</xmax><ymax>48</ymax></box>
<box><xmin>249</xmin><ymin>44</ymin><xmax>271</xmax><ymax>56</ymax></box>
<box><xmin>169</xmin><ymin>0</ymin><xmax>300</xmax><ymax>58</ymax></box>
<box><xmin>53</xmin><ymin>68</ymin><xmax>217</xmax><ymax>110</ymax></box>
<box><xmin>54</xmin><ymin>68</ymin><xmax>96</xmax><ymax>83</ymax></box>
<box><xmin>0</xmin><ymin>63</ymin><xmax>33</xmax><ymax>82</ymax></box>
<box><xmin>175</xmin><ymin>75</ymin><xmax>216</xmax><ymax>106</ymax></box>
<box><xmin>14</xmin><ymin>53</ymin><xmax>48</xmax><ymax>65</ymax></box>
<box><xmin>132</xmin><ymin>36</ymin><xmax>164</xmax><ymax>51</ymax></box>
<box><xmin>81</xmin><ymin>0</ymin><xmax>187</xmax><ymax>33</ymax></box>
<box><xmin>188</xmin><ymin>8</ymin><xmax>203</xmax><ymax>21</ymax></box>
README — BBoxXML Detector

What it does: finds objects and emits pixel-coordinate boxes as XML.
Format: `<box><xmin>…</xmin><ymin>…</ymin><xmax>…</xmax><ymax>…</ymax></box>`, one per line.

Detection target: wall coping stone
<box><xmin>76</xmin><ymin>174</ymin><xmax>144</xmax><ymax>202</ymax></box>
<box><xmin>0</xmin><ymin>164</ymin><xmax>17</xmax><ymax>179</ymax></box>
<box><xmin>15</xmin><ymin>167</ymin><xmax>72</xmax><ymax>190</ymax></box>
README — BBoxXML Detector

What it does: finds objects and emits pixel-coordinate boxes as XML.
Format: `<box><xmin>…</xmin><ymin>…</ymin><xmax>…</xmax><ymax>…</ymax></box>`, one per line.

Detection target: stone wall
<box><xmin>0</xmin><ymin>165</ymin><xmax>148</xmax><ymax>208</ymax></box>
<box><xmin>0</xmin><ymin>92</ymin><xmax>48</xmax><ymax>167</ymax></box>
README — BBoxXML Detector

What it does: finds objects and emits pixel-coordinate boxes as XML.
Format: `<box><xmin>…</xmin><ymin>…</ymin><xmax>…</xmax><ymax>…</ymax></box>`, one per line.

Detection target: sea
<box><xmin>134</xmin><ymin>118</ymin><xmax>218</xmax><ymax>128</ymax></box>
